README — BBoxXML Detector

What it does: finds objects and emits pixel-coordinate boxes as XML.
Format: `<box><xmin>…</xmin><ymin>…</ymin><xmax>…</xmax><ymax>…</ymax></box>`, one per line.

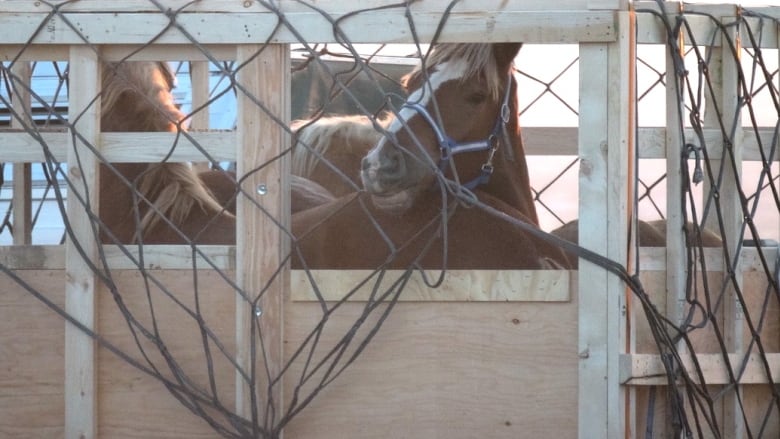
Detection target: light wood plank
<box><xmin>2</xmin><ymin>244</ymin><xmax>777</xmax><ymax>275</ymax></box>
<box><xmin>0</xmin><ymin>10</ymin><xmax>616</xmax><ymax>45</ymax></box>
<box><xmin>664</xmin><ymin>4</ymin><xmax>688</xmax><ymax>349</ymax></box>
<box><xmin>720</xmin><ymin>19</ymin><xmax>747</xmax><ymax>439</ymax></box>
<box><xmin>10</xmin><ymin>62</ymin><xmax>33</xmax><ymax>245</ymax></box>
<box><xmin>605</xmin><ymin>11</ymin><xmax>634</xmax><ymax>437</ymax></box>
<box><xmin>64</xmin><ymin>45</ymin><xmax>101</xmax><ymax>439</ymax></box>
<box><xmin>100</xmin><ymin>131</ymin><xmax>236</xmax><ymax>163</ymax></box>
<box><xmin>620</xmin><ymin>353</ymin><xmax>780</xmax><ymax>386</ymax></box>
<box><xmin>0</xmin><ymin>131</ymin><xmax>234</xmax><ymax>163</ymax></box>
<box><xmin>235</xmin><ymin>44</ymin><xmax>290</xmax><ymax>433</ymax></box>
<box><xmin>0</xmin><ymin>0</ymin><xmax>619</xmax><ymax>13</ymax></box>
<box><xmin>291</xmin><ymin>270</ymin><xmax>571</xmax><ymax>302</ymax></box>
<box><xmin>3</xmin><ymin>126</ymin><xmax>779</xmax><ymax>163</ymax></box>
<box><xmin>578</xmin><ymin>42</ymin><xmax>612</xmax><ymax>439</ymax></box>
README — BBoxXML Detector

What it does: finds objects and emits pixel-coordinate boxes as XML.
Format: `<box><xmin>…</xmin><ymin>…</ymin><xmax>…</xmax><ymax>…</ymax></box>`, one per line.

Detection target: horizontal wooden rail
<box><xmin>291</xmin><ymin>269</ymin><xmax>572</xmax><ymax>302</ymax></box>
<box><xmin>1</xmin><ymin>244</ymin><xmax>775</xmax><ymax>273</ymax></box>
<box><xmin>1</xmin><ymin>126</ymin><xmax>775</xmax><ymax>162</ymax></box>
<box><xmin>0</xmin><ymin>4</ymin><xmax>617</xmax><ymax>45</ymax></box>
<box><xmin>621</xmin><ymin>352</ymin><xmax>780</xmax><ymax>385</ymax></box>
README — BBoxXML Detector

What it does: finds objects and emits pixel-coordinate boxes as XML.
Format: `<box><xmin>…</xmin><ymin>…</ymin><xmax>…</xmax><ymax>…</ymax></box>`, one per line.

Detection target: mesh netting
<box><xmin>0</xmin><ymin>1</ymin><xmax>778</xmax><ymax>437</ymax></box>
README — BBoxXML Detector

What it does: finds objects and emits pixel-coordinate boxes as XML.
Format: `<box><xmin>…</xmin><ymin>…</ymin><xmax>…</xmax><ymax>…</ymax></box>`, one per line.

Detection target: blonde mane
<box><xmin>100</xmin><ymin>61</ymin><xmax>227</xmax><ymax>239</ymax></box>
<box><xmin>291</xmin><ymin>114</ymin><xmax>389</xmax><ymax>177</ymax></box>
<box><xmin>407</xmin><ymin>43</ymin><xmax>506</xmax><ymax>99</ymax></box>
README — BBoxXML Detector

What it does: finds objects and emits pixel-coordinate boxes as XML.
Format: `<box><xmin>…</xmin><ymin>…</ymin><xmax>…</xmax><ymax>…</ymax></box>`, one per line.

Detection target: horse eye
<box><xmin>466</xmin><ymin>92</ymin><xmax>488</xmax><ymax>105</ymax></box>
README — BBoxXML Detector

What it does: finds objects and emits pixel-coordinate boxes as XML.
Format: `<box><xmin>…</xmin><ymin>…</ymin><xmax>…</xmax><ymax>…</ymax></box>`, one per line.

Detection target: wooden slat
<box><xmin>3</xmin><ymin>126</ymin><xmax>777</xmax><ymax>164</ymax></box>
<box><xmin>0</xmin><ymin>131</ymin><xmax>234</xmax><ymax>163</ymax></box>
<box><xmin>1</xmin><ymin>244</ymin><xmax>776</xmax><ymax>274</ymax></box>
<box><xmin>0</xmin><ymin>10</ymin><xmax>617</xmax><ymax>45</ymax></box>
<box><xmin>577</xmin><ymin>11</ymin><xmax>634</xmax><ymax>438</ymax></box>
<box><xmin>235</xmin><ymin>44</ymin><xmax>290</xmax><ymax>432</ymax></box>
<box><xmin>0</xmin><ymin>44</ymin><xmax>234</xmax><ymax>62</ymax></box>
<box><xmin>620</xmin><ymin>353</ymin><xmax>780</xmax><ymax>386</ymax></box>
<box><xmin>577</xmin><ymin>42</ymin><xmax>612</xmax><ymax>439</ymax></box>
<box><xmin>64</xmin><ymin>45</ymin><xmax>100</xmax><ymax>439</ymax></box>
<box><xmin>10</xmin><ymin>62</ymin><xmax>33</xmax><ymax>245</ymax></box>
<box><xmin>100</xmin><ymin>131</ymin><xmax>236</xmax><ymax>162</ymax></box>
<box><xmin>291</xmin><ymin>270</ymin><xmax>571</xmax><ymax>302</ymax></box>
<box><xmin>720</xmin><ymin>19</ymin><xmax>747</xmax><ymax>439</ymax></box>
<box><xmin>606</xmin><ymin>11</ymin><xmax>634</xmax><ymax>437</ymax></box>
<box><xmin>664</xmin><ymin>5</ymin><xmax>687</xmax><ymax>349</ymax></box>
<box><xmin>0</xmin><ymin>0</ymin><xmax>621</xmax><ymax>13</ymax></box>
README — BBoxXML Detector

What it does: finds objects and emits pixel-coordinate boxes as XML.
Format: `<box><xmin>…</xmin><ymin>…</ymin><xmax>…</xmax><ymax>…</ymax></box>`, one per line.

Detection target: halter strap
<box><xmin>400</xmin><ymin>69</ymin><xmax>514</xmax><ymax>189</ymax></box>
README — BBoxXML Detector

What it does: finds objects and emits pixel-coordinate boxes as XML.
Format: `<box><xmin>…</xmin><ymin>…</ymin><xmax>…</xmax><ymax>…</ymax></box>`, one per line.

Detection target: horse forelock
<box><xmin>137</xmin><ymin>163</ymin><xmax>228</xmax><ymax>239</ymax></box>
<box><xmin>291</xmin><ymin>114</ymin><xmax>387</xmax><ymax>177</ymax></box>
<box><xmin>407</xmin><ymin>43</ymin><xmax>507</xmax><ymax>100</ymax></box>
<box><xmin>101</xmin><ymin>61</ymin><xmax>185</xmax><ymax>132</ymax></box>
<box><xmin>100</xmin><ymin>61</ymin><xmax>224</xmax><ymax>239</ymax></box>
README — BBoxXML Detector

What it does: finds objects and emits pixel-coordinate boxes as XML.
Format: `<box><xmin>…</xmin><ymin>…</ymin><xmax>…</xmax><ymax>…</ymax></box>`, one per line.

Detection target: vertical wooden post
<box><xmin>235</xmin><ymin>44</ymin><xmax>290</xmax><ymax>436</ymax></box>
<box><xmin>719</xmin><ymin>17</ymin><xmax>745</xmax><ymax>439</ymax></box>
<box><xmin>190</xmin><ymin>61</ymin><xmax>211</xmax><ymax>173</ymax></box>
<box><xmin>664</xmin><ymin>3</ymin><xmax>687</xmax><ymax>337</ymax></box>
<box><xmin>11</xmin><ymin>62</ymin><xmax>32</xmax><ymax>245</ymax></box>
<box><xmin>663</xmin><ymin>9</ymin><xmax>690</xmax><ymax>435</ymax></box>
<box><xmin>190</xmin><ymin>61</ymin><xmax>211</xmax><ymax>130</ymax></box>
<box><xmin>65</xmin><ymin>46</ymin><xmax>101</xmax><ymax>439</ymax></box>
<box><xmin>577</xmin><ymin>10</ymin><xmax>634</xmax><ymax>438</ymax></box>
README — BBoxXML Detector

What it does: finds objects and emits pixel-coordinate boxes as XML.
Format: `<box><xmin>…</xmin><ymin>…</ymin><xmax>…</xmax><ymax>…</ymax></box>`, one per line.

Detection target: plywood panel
<box><xmin>0</xmin><ymin>270</ymin><xmax>66</xmax><ymax>439</ymax></box>
<box><xmin>96</xmin><ymin>269</ymin><xmax>238</xmax><ymax>438</ymax></box>
<box><xmin>292</xmin><ymin>269</ymin><xmax>571</xmax><ymax>302</ymax></box>
<box><xmin>283</xmin><ymin>286</ymin><xmax>580</xmax><ymax>438</ymax></box>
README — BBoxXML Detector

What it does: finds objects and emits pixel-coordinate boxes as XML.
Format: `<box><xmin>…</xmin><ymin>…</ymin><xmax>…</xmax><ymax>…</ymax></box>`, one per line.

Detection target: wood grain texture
<box><xmin>235</xmin><ymin>44</ymin><xmax>290</xmax><ymax>431</ymax></box>
<box><xmin>0</xmin><ymin>270</ymin><xmax>65</xmax><ymax>439</ymax></box>
<box><xmin>65</xmin><ymin>45</ymin><xmax>101</xmax><ymax>439</ymax></box>
<box><xmin>284</xmin><ymin>294</ymin><xmax>580</xmax><ymax>438</ymax></box>
<box><xmin>291</xmin><ymin>269</ymin><xmax>571</xmax><ymax>302</ymax></box>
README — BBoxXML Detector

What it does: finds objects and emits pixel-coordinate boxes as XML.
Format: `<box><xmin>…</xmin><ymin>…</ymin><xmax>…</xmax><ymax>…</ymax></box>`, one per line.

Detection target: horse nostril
<box><xmin>380</xmin><ymin>146</ymin><xmax>404</xmax><ymax>176</ymax></box>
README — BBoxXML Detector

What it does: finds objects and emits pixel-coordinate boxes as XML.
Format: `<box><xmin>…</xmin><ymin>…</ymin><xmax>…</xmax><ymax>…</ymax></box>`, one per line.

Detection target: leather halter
<box><xmin>400</xmin><ymin>70</ymin><xmax>513</xmax><ymax>189</ymax></box>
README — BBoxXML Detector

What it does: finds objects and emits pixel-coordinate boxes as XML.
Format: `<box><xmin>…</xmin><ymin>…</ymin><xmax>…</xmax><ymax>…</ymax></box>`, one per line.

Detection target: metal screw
<box><xmin>256</xmin><ymin>184</ymin><xmax>268</xmax><ymax>195</ymax></box>
<box><xmin>254</xmin><ymin>306</ymin><xmax>263</xmax><ymax>317</ymax></box>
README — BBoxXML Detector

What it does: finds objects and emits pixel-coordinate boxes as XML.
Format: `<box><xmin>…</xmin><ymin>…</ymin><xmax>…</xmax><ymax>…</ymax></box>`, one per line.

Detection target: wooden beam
<box><xmin>64</xmin><ymin>45</ymin><xmax>101</xmax><ymax>439</ymax></box>
<box><xmin>290</xmin><ymin>270</ymin><xmax>572</xmax><ymax>302</ymax></box>
<box><xmin>577</xmin><ymin>10</ymin><xmax>634</xmax><ymax>438</ymax></box>
<box><xmin>10</xmin><ymin>62</ymin><xmax>33</xmax><ymax>245</ymax></box>
<box><xmin>620</xmin><ymin>353</ymin><xmax>780</xmax><ymax>386</ymax></box>
<box><xmin>235</xmin><ymin>44</ymin><xmax>290</xmax><ymax>435</ymax></box>
<box><xmin>0</xmin><ymin>9</ymin><xmax>616</xmax><ymax>45</ymax></box>
<box><xmin>3</xmin><ymin>126</ymin><xmax>779</xmax><ymax>163</ymax></box>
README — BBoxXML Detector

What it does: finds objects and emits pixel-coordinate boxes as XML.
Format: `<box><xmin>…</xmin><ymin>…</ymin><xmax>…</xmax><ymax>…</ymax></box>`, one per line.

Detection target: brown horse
<box><xmin>99</xmin><ymin>61</ymin><xmax>340</xmax><ymax>243</ymax></box>
<box><xmin>292</xmin><ymin>43</ymin><xmax>569</xmax><ymax>269</ymax></box>
<box><xmin>98</xmin><ymin>61</ymin><xmax>235</xmax><ymax>244</ymax></box>
<box><xmin>199</xmin><ymin>168</ymin><xmax>335</xmax><ymax>216</ymax></box>
<box><xmin>360</xmin><ymin>43</ymin><xmax>537</xmax><ymax>221</ymax></box>
<box><xmin>290</xmin><ymin>114</ymin><xmax>384</xmax><ymax>197</ymax></box>
<box><xmin>550</xmin><ymin>219</ymin><xmax>723</xmax><ymax>267</ymax></box>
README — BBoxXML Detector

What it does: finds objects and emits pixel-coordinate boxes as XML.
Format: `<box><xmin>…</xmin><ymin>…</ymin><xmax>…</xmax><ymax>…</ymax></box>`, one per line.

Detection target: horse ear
<box><xmin>493</xmin><ymin>43</ymin><xmax>523</xmax><ymax>69</ymax></box>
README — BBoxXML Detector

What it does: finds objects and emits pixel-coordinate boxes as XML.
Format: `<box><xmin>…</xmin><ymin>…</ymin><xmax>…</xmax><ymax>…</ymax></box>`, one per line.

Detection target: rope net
<box><xmin>0</xmin><ymin>1</ymin><xmax>778</xmax><ymax>437</ymax></box>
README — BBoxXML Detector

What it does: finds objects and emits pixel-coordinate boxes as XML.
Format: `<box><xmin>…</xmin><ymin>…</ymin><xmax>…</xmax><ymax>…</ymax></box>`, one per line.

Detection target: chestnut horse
<box><xmin>551</xmin><ymin>219</ymin><xmax>722</xmax><ymax>267</ymax></box>
<box><xmin>292</xmin><ymin>43</ymin><xmax>569</xmax><ymax>269</ymax></box>
<box><xmin>99</xmin><ymin>61</ymin><xmax>235</xmax><ymax>244</ymax></box>
<box><xmin>291</xmin><ymin>114</ymin><xmax>385</xmax><ymax>197</ymax></box>
<box><xmin>99</xmin><ymin>61</ymin><xmax>339</xmax><ymax>243</ymax></box>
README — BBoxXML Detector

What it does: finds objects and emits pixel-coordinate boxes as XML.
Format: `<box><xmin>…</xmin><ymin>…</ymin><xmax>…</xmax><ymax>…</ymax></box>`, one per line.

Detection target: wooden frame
<box><xmin>0</xmin><ymin>1</ymin><xmax>778</xmax><ymax>438</ymax></box>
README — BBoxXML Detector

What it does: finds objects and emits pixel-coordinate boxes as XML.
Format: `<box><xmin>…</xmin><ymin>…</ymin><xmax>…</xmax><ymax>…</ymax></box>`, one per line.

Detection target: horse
<box><xmin>99</xmin><ymin>61</ymin><xmax>343</xmax><ymax>244</ymax></box>
<box><xmin>98</xmin><ymin>60</ymin><xmax>236</xmax><ymax>244</ymax></box>
<box><xmin>550</xmin><ymin>219</ymin><xmax>723</xmax><ymax>267</ymax></box>
<box><xmin>291</xmin><ymin>115</ymin><xmax>385</xmax><ymax>197</ymax></box>
<box><xmin>292</xmin><ymin>43</ymin><xmax>570</xmax><ymax>269</ymax></box>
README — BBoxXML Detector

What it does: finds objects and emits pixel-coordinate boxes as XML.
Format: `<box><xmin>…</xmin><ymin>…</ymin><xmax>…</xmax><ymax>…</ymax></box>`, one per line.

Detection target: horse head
<box><xmin>360</xmin><ymin>43</ymin><xmax>524</xmax><ymax>214</ymax></box>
